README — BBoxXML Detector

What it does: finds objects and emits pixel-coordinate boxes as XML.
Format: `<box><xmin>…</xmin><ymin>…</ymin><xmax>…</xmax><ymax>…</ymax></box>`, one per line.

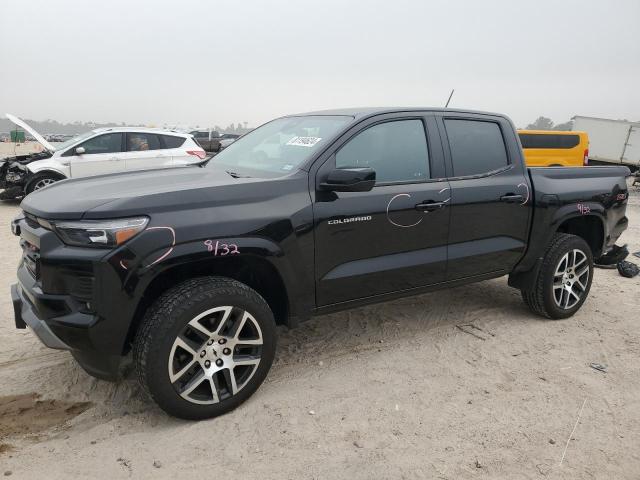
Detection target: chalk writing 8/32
<box><xmin>204</xmin><ymin>240</ymin><xmax>240</xmax><ymax>256</ymax></box>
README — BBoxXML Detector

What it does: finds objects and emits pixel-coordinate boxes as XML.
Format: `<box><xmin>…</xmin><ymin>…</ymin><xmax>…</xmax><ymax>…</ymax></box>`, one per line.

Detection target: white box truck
<box><xmin>573</xmin><ymin>116</ymin><xmax>640</xmax><ymax>171</ymax></box>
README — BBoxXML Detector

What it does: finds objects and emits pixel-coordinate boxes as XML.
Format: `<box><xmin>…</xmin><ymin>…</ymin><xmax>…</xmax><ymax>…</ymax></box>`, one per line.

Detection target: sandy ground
<box><xmin>0</xmin><ymin>180</ymin><xmax>639</xmax><ymax>479</ymax></box>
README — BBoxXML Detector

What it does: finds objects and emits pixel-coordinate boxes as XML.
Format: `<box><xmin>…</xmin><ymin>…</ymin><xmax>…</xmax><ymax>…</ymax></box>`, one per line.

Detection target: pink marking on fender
<box><xmin>145</xmin><ymin>226</ymin><xmax>176</xmax><ymax>267</ymax></box>
<box><xmin>577</xmin><ymin>203</ymin><xmax>591</xmax><ymax>215</ymax></box>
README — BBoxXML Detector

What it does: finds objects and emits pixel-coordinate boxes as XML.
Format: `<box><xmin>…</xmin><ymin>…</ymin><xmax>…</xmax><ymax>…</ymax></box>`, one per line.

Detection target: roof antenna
<box><xmin>445</xmin><ymin>89</ymin><xmax>455</xmax><ymax>108</ymax></box>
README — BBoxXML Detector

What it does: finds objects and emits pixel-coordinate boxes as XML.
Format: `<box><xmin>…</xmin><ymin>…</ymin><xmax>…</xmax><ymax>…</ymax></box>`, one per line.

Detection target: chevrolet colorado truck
<box><xmin>10</xmin><ymin>108</ymin><xmax>630</xmax><ymax>419</ymax></box>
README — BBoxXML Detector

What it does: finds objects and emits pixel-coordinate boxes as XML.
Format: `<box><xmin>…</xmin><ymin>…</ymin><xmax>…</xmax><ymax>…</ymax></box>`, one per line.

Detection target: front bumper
<box><xmin>11</xmin><ymin>265</ymin><xmax>124</xmax><ymax>380</ymax></box>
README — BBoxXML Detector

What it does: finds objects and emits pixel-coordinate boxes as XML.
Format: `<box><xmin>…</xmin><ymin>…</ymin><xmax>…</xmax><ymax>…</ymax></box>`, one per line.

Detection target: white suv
<box><xmin>6</xmin><ymin>114</ymin><xmax>207</xmax><ymax>193</ymax></box>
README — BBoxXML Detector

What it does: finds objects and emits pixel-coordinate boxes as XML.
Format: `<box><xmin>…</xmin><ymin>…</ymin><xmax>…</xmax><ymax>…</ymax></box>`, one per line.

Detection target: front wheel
<box><xmin>26</xmin><ymin>173</ymin><xmax>61</xmax><ymax>193</ymax></box>
<box><xmin>133</xmin><ymin>276</ymin><xmax>277</xmax><ymax>420</ymax></box>
<box><xmin>521</xmin><ymin>233</ymin><xmax>594</xmax><ymax>319</ymax></box>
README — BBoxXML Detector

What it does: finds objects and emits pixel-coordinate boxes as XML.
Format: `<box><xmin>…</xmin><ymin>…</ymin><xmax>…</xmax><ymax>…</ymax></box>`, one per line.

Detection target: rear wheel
<box><xmin>133</xmin><ymin>276</ymin><xmax>277</xmax><ymax>420</ymax></box>
<box><xmin>521</xmin><ymin>233</ymin><xmax>593</xmax><ymax>319</ymax></box>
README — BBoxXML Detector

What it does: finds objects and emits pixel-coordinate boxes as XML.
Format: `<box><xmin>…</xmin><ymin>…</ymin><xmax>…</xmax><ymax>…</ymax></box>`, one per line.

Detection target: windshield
<box><xmin>53</xmin><ymin>130</ymin><xmax>95</xmax><ymax>151</ymax></box>
<box><xmin>209</xmin><ymin>115</ymin><xmax>351</xmax><ymax>177</ymax></box>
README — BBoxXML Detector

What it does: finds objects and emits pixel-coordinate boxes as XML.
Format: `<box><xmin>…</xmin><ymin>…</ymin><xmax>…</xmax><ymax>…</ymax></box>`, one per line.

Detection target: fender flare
<box><xmin>108</xmin><ymin>233</ymin><xmax>311</xmax><ymax>325</ymax></box>
<box><xmin>509</xmin><ymin>202</ymin><xmax>606</xmax><ymax>291</ymax></box>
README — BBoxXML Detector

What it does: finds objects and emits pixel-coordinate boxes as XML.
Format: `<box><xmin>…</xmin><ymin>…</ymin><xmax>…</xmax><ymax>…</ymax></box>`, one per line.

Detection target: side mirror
<box><xmin>320</xmin><ymin>168</ymin><xmax>376</xmax><ymax>192</ymax></box>
<box><xmin>75</xmin><ymin>146</ymin><xmax>86</xmax><ymax>155</ymax></box>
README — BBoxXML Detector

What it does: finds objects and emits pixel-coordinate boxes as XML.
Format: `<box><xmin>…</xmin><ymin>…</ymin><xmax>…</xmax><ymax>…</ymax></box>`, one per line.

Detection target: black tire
<box><xmin>26</xmin><ymin>173</ymin><xmax>62</xmax><ymax>194</ymax></box>
<box><xmin>133</xmin><ymin>276</ymin><xmax>277</xmax><ymax>420</ymax></box>
<box><xmin>521</xmin><ymin>233</ymin><xmax>594</xmax><ymax>319</ymax></box>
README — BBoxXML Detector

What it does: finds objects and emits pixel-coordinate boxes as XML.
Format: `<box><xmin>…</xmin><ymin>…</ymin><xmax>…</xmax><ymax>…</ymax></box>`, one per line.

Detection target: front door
<box><xmin>314</xmin><ymin>116</ymin><xmax>451</xmax><ymax>306</ymax></box>
<box><xmin>68</xmin><ymin>132</ymin><xmax>124</xmax><ymax>178</ymax></box>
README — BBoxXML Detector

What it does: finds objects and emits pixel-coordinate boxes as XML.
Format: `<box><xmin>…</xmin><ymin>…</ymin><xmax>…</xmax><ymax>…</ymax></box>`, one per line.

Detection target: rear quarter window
<box><xmin>161</xmin><ymin>135</ymin><xmax>186</xmax><ymax>148</ymax></box>
<box><xmin>519</xmin><ymin>133</ymin><xmax>580</xmax><ymax>149</ymax></box>
<box><xmin>444</xmin><ymin>119</ymin><xmax>509</xmax><ymax>177</ymax></box>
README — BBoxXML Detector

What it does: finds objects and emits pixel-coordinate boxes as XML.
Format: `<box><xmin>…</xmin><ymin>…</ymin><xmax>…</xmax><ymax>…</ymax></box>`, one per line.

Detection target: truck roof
<box><xmin>288</xmin><ymin>107</ymin><xmax>507</xmax><ymax>119</ymax></box>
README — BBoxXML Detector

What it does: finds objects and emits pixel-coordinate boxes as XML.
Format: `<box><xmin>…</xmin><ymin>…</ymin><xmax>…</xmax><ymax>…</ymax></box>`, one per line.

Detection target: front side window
<box><xmin>336</xmin><ymin>119</ymin><xmax>430</xmax><ymax>184</ymax></box>
<box><xmin>76</xmin><ymin>133</ymin><xmax>123</xmax><ymax>155</ymax></box>
<box><xmin>127</xmin><ymin>133</ymin><xmax>161</xmax><ymax>151</ymax></box>
<box><xmin>445</xmin><ymin>119</ymin><xmax>508</xmax><ymax>177</ymax></box>
<box><xmin>210</xmin><ymin>115</ymin><xmax>351</xmax><ymax>177</ymax></box>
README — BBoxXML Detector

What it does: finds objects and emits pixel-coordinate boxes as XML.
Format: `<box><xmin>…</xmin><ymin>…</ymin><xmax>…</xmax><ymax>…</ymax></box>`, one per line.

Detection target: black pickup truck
<box><xmin>10</xmin><ymin>108</ymin><xmax>629</xmax><ymax>419</ymax></box>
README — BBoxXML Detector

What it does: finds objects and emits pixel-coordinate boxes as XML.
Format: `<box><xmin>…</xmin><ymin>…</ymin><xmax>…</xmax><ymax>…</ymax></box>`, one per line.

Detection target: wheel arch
<box><xmin>509</xmin><ymin>211</ymin><xmax>605</xmax><ymax>291</ymax></box>
<box><xmin>123</xmin><ymin>254</ymin><xmax>290</xmax><ymax>352</ymax></box>
<box><xmin>25</xmin><ymin>169</ymin><xmax>68</xmax><ymax>191</ymax></box>
<box><xmin>555</xmin><ymin>214</ymin><xmax>605</xmax><ymax>258</ymax></box>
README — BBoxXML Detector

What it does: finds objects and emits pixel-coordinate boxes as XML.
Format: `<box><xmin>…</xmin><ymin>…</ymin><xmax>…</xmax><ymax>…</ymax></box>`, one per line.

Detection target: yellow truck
<box><xmin>518</xmin><ymin>130</ymin><xmax>589</xmax><ymax>167</ymax></box>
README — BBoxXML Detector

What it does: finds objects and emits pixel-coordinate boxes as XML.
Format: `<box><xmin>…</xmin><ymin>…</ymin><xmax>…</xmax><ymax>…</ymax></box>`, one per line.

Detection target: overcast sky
<box><xmin>1</xmin><ymin>0</ymin><xmax>638</xmax><ymax>129</ymax></box>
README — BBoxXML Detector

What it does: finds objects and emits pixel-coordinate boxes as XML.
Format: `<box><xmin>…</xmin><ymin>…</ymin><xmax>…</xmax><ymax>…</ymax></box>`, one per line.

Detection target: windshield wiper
<box><xmin>225</xmin><ymin>170</ymin><xmax>252</xmax><ymax>179</ymax></box>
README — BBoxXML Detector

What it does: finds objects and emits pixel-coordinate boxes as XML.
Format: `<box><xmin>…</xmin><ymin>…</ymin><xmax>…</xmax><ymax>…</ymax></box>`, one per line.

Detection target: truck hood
<box><xmin>6</xmin><ymin>114</ymin><xmax>55</xmax><ymax>152</ymax></box>
<box><xmin>21</xmin><ymin>165</ymin><xmax>275</xmax><ymax>220</ymax></box>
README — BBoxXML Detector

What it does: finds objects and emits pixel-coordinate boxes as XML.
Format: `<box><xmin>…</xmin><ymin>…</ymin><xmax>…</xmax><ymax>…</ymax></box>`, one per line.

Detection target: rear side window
<box><xmin>336</xmin><ymin>119</ymin><xmax>430</xmax><ymax>183</ymax></box>
<box><xmin>519</xmin><ymin>133</ymin><xmax>580</xmax><ymax>149</ymax></box>
<box><xmin>76</xmin><ymin>133</ymin><xmax>123</xmax><ymax>155</ymax></box>
<box><xmin>161</xmin><ymin>135</ymin><xmax>186</xmax><ymax>148</ymax></box>
<box><xmin>127</xmin><ymin>133</ymin><xmax>162</xmax><ymax>151</ymax></box>
<box><xmin>445</xmin><ymin>119</ymin><xmax>508</xmax><ymax>177</ymax></box>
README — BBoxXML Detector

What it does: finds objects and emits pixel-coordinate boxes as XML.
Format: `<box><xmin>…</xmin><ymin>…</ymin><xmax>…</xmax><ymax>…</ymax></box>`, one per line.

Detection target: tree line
<box><xmin>524</xmin><ymin>116</ymin><xmax>573</xmax><ymax>131</ymax></box>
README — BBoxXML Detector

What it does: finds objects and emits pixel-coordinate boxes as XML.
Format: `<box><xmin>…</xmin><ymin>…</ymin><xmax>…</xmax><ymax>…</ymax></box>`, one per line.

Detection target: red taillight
<box><xmin>583</xmin><ymin>148</ymin><xmax>589</xmax><ymax>166</ymax></box>
<box><xmin>186</xmin><ymin>150</ymin><xmax>206</xmax><ymax>160</ymax></box>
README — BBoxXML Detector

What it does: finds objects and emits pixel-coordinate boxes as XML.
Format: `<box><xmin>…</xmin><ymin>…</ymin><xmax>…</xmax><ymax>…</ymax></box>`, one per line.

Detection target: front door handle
<box><xmin>500</xmin><ymin>193</ymin><xmax>524</xmax><ymax>203</ymax></box>
<box><xmin>108</xmin><ymin>157</ymin><xmax>119</xmax><ymax>162</ymax></box>
<box><xmin>415</xmin><ymin>200</ymin><xmax>446</xmax><ymax>212</ymax></box>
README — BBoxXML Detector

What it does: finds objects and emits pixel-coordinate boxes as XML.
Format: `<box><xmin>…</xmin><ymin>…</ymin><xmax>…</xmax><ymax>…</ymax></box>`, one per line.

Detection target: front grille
<box><xmin>20</xmin><ymin>239</ymin><xmax>40</xmax><ymax>279</ymax></box>
<box><xmin>24</xmin><ymin>213</ymin><xmax>40</xmax><ymax>229</ymax></box>
<box><xmin>70</xmin><ymin>277</ymin><xmax>94</xmax><ymax>301</ymax></box>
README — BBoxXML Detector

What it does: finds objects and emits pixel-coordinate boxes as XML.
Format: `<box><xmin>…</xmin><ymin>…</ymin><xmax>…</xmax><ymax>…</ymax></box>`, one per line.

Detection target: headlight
<box><xmin>52</xmin><ymin>217</ymin><xmax>149</xmax><ymax>248</ymax></box>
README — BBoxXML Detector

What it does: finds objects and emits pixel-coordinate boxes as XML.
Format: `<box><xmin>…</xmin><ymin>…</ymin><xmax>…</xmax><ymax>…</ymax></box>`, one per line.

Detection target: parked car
<box><xmin>0</xmin><ymin>114</ymin><xmax>206</xmax><ymax>199</ymax></box>
<box><xmin>518</xmin><ymin>130</ymin><xmax>589</xmax><ymax>167</ymax></box>
<box><xmin>10</xmin><ymin>107</ymin><xmax>630</xmax><ymax>419</ymax></box>
<box><xmin>218</xmin><ymin>133</ymin><xmax>241</xmax><ymax>150</ymax></box>
<box><xmin>572</xmin><ymin>116</ymin><xmax>640</xmax><ymax>171</ymax></box>
<box><xmin>190</xmin><ymin>129</ymin><xmax>222</xmax><ymax>152</ymax></box>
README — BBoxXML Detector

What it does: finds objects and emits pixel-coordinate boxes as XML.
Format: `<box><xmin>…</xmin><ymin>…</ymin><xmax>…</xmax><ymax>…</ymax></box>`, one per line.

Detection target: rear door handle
<box><xmin>415</xmin><ymin>200</ymin><xmax>446</xmax><ymax>212</ymax></box>
<box><xmin>108</xmin><ymin>157</ymin><xmax>119</xmax><ymax>162</ymax></box>
<box><xmin>500</xmin><ymin>193</ymin><xmax>524</xmax><ymax>203</ymax></box>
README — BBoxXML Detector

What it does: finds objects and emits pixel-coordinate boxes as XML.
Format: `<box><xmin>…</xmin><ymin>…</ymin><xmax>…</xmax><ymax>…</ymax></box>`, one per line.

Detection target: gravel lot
<box><xmin>0</xmin><ymin>177</ymin><xmax>639</xmax><ymax>479</ymax></box>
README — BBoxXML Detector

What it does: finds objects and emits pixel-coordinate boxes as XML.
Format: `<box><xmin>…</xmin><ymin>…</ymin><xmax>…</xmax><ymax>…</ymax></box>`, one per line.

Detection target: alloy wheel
<box><xmin>553</xmin><ymin>249</ymin><xmax>590</xmax><ymax>309</ymax></box>
<box><xmin>34</xmin><ymin>178</ymin><xmax>57</xmax><ymax>190</ymax></box>
<box><xmin>167</xmin><ymin>306</ymin><xmax>263</xmax><ymax>405</ymax></box>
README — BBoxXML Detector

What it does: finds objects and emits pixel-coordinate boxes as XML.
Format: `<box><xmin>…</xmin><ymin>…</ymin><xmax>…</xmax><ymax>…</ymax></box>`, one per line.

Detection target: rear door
<box><xmin>159</xmin><ymin>134</ymin><xmax>190</xmax><ymax>165</ymax></box>
<box><xmin>313</xmin><ymin>114</ymin><xmax>451</xmax><ymax>306</ymax></box>
<box><xmin>67</xmin><ymin>132</ymin><xmax>124</xmax><ymax>178</ymax></box>
<box><xmin>438</xmin><ymin>114</ymin><xmax>532</xmax><ymax>280</ymax></box>
<box><xmin>123</xmin><ymin>132</ymin><xmax>173</xmax><ymax>172</ymax></box>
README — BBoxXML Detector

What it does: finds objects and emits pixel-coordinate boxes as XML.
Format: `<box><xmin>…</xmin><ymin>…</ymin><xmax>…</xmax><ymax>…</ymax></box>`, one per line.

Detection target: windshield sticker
<box><xmin>286</xmin><ymin>136</ymin><xmax>322</xmax><ymax>148</ymax></box>
<box><xmin>282</xmin><ymin>164</ymin><xmax>294</xmax><ymax>171</ymax></box>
